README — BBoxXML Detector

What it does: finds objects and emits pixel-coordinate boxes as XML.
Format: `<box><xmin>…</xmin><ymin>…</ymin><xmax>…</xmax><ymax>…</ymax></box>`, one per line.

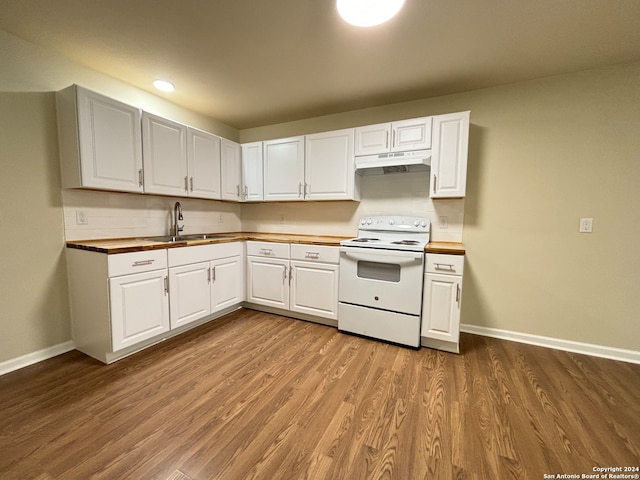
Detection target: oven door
<box><xmin>339</xmin><ymin>246</ymin><xmax>424</xmax><ymax>315</ymax></box>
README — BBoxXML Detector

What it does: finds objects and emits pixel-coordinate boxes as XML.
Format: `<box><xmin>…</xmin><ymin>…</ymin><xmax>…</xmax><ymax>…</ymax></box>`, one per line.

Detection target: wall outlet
<box><xmin>579</xmin><ymin>217</ymin><xmax>593</xmax><ymax>233</ymax></box>
<box><xmin>279</xmin><ymin>214</ymin><xmax>285</xmax><ymax>224</ymax></box>
<box><xmin>76</xmin><ymin>210</ymin><xmax>88</xmax><ymax>225</ymax></box>
<box><xmin>218</xmin><ymin>213</ymin><xmax>224</xmax><ymax>223</ymax></box>
<box><xmin>439</xmin><ymin>216</ymin><xmax>448</xmax><ymax>229</ymax></box>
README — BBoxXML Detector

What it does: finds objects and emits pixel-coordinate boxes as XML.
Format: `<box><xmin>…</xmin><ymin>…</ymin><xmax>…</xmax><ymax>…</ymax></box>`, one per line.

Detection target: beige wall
<box><xmin>0</xmin><ymin>93</ymin><xmax>71</xmax><ymax>361</ymax></box>
<box><xmin>241</xmin><ymin>63</ymin><xmax>640</xmax><ymax>351</ymax></box>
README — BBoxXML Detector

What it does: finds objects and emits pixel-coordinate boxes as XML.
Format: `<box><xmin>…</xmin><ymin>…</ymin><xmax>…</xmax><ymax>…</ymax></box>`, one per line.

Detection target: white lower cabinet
<box><xmin>421</xmin><ymin>254</ymin><xmax>464</xmax><ymax>353</ymax></box>
<box><xmin>245</xmin><ymin>241</ymin><xmax>339</xmax><ymax>322</ymax></box>
<box><xmin>168</xmin><ymin>242</ymin><xmax>244</xmax><ymax>329</ymax></box>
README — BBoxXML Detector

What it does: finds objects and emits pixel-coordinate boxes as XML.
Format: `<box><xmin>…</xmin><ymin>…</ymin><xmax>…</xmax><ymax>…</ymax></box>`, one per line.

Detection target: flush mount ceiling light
<box><xmin>337</xmin><ymin>0</ymin><xmax>405</xmax><ymax>27</ymax></box>
<box><xmin>153</xmin><ymin>79</ymin><xmax>175</xmax><ymax>92</ymax></box>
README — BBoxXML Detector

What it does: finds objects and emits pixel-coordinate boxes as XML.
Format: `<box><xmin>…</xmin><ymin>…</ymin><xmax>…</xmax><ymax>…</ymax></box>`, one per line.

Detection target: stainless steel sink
<box><xmin>141</xmin><ymin>233</ymin><xmax>237</xmax><ymax>243</ymax></box>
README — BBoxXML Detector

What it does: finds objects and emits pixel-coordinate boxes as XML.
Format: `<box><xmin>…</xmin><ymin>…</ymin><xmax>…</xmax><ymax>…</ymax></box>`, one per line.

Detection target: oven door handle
<box><xmin>340</xmin><ymin>248</ymin><xmax>423</xmax><ymax>264</ymax></box>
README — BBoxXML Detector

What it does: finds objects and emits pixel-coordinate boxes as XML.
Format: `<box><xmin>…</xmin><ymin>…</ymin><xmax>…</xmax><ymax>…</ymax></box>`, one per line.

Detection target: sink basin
<box><xmin>141</xmin><ymin>233</ymin><xmax>237</xmax><ymax>243</ymax></box>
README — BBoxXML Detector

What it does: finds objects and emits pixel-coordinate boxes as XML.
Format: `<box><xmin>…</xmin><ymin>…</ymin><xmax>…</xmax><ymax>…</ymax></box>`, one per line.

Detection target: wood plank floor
<box><xmin>1</xmin><ymin>309</ymin><xmax>639</xmax><ymax>479</ymax></box>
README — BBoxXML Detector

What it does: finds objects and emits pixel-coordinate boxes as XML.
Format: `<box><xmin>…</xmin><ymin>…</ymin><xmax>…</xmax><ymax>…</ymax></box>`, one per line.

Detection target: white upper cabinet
<box><xmin>142</xmin><ymin>112</ymin><xmax>188</xmax><ymax>196</ymax></box>
<box><xmin>187</xmin><ymin>128</ymin><xmax>222</xmax><ymax>199</ymax></box>
<box><xmin>430</xmin><ymin>111</ymin><xmax>470</xmax><ymax>198</ymax></box>
<box><xmin>263</xmin><ymin>136</ymin><xmax>305</xmax><ymax>201</ymax></box>
<box><xmin>305</xmin><ymin>129</ymin><xmax>357</xmax><ymax>201</ymax></box>
<box><xmin>240</xmin><ymin>142</ymin><xmax>264</xmax><ymax>202</ymax></box>
<box><xmin>354</xmin><ymin>117</ymin><xmax>432</xmax><ymax>156</ymax></box>
<box><xmin>221</xmin><ymin>138</ymin><xmax>242</xmax><ymax>201</ymax></box>
<box><xmin>56</xmin><ymin>85</ymin><xmax>144</xmax><ymax>193</ymax></box>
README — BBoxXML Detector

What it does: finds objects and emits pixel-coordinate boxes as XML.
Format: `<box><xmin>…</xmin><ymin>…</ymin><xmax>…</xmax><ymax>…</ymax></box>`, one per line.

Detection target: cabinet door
<box><xmin>290</xmin><ymin>261</ymin><xmax>339</xmax><ymax>320</ymax></box>
<box><xmin>392</xmin><ymin>117</ymin><xmax>432</xmax><ymax>152</ymax></box>
<box><xmin>305</xmin><ymin>129</ymin><xmax>355</xmax><ymax>201</ymax></box>
<box><xmin>168</xmin><ymin>262</ymin><xmax>211</xmax><ymax>329</ymax></box>
<box><xmin>263</xmin><ymin>137</ymin><xmax>305</xmax><ymax>201</ymax></box>
<box><xmin>421</xmin><ymin>273</ymin><xmax>461</xmax><ymax>343</ymax></box>
<box><xmin>211</xmin><ymin>255</ymin><xmax>244</xmax><ymax>312</ymax></box>
<box><xmin>187</xmin><ymin>128</ymin><xmax>221</xmax><ymax>199</ymax></box>
<box><xmin>221</xmin><ymin>138</ymin><xmax>242</xmax><ymax>201</ymax></box>
<box><xmin>246</xmin><ymin>256</ymin><xmax>289</xmax><ymax>308</ymax></box>
<box><xmin>142</xmin><ymin>112</ymin><xmax>188</xmax><ymax>196</ymax></box>
<box><xmin>110</xmin><ymin>269</ymin><xmax>170</xmax><ymax>351</ymax></box>
<box><xmin>354</xmin><ymin>123</ymin><xmax>390</xmax><ymax>156</ymax></box>
<box><xmin>74</xmin><ymin>87</ymin><xmax>143</xmax><ymax>192</ymax></box>
<box><xmin>430</xmin><ymin>111</ymin><xmax>470</xmax><ymax>198</ymax></box>
<box><xmin>241</xmin><ymin>142</ymin><xmax>264</xmax><ymax>201</ymax></box>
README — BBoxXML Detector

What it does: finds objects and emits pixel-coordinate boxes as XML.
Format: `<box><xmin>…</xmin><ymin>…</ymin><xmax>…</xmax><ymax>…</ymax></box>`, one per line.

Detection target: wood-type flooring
<box><xmin>1</xmin><ymin>309</ymin><xmax>639</xmax><ymax>479</ymax></box>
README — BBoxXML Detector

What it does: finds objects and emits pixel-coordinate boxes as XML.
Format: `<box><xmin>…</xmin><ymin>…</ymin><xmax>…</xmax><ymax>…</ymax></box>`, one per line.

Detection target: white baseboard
<box><xmin>460</xmin><ymin>324</ymin><xmax>640</xmax><ymax>365</ymax></box>
<box><xmin>0</xmin><ymin>341</ymin><xmax>76</xmax><ymax>376</ymax></box>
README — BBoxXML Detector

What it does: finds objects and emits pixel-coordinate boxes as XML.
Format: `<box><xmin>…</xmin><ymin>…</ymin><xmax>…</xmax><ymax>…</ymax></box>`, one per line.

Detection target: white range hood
<box><xmin>354</xmin><ymin>149</ymin><xmax>431</xmax><ymax>175</ymax></box>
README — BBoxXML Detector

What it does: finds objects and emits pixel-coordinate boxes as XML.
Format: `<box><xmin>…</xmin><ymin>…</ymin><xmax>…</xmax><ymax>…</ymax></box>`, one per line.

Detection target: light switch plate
<box><xmin>76</xmin><ymin>210</ymin><xmax>88</xmax><ymax>225</ymax></box>
<box><xmin>579</xmin><ymin>217</ymin><xmax>593</xmax><ymax>233</ymax></box>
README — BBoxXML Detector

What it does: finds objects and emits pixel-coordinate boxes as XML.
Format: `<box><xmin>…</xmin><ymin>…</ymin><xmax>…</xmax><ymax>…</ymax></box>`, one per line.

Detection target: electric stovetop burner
<box><xmin>352</xmin><ymin>237</ymin><xmax>380</xmax><ymax>242</ymax></box>
<box><xmin>391</xmin><ymin>240</ymin><xmax>420</xmax><ymax>245</ymax></box>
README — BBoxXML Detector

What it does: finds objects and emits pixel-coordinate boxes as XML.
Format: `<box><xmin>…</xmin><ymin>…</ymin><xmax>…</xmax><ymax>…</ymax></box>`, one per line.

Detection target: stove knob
<box><xmin>360</xmin><ymin>218</ymin><xmax>366</xmax><ymax>225</ymax></box>
<box><xmin>366</xmin><ymin>218</ymin><xmax>372</xmax><ymax>225</ymax></box>
<box><xmin>389</xmin><ymin>219</ymin><xmax>395</xmax><ymax>225</ymax></box>
<box><xmin>421</xmin><ymin>221</ymin><xmax>427</xmax><ymax>227</ymax></box>
<box><xmin>414</xmin><ymin>220</ymin><xmax>420</xmax><ymax>227</ymax></box>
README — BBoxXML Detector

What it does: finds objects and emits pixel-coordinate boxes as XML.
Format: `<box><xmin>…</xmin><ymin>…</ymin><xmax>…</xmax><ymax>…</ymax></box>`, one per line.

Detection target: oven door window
<box><xmin>357</xmin><ymin>260</ymin><xmax>401</xmax><ymax>283</ymax></box>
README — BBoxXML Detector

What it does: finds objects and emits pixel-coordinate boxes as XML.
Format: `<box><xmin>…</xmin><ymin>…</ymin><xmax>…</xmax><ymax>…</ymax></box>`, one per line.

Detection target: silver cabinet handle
<box><xmin>138</xmin><ymin>169</ymin><xmax>144</xmax><ymax>187</ymax></box>
<box><xmin>283</xmin><ymin>266</ymin><xmax>287</xmax><ymax>283</ymax></box>
<box><xmin>304</xmin><ymin>183</ymin><xmax>309</xmax><ymax>198</ymax></box>
<box><xmin>132</xmin><ymin>260</ymin><xmax>154</xmax><ymax>267</ymax></box>
<box><xmin>456</xmin><ymin>283</ymin><xmax>461</xmax><ymax>306</ymax></box>
<box><xmin>184</xmin><ymin>176</ymin><xmax>189</xmax><ymax>192</ymax></box>
<box><xmin>392</xmin><ymin>129</ymin><xmax>396</xmax><ymax>148</ymax></box>
<box><xmin>212</xmin><ymin>265</ymin><xmax>216</xmax><ymax>281</ymax></box>
<box><xmin>190</xmin><ymin>177</ymin><xmax>194</xmax><ymax>191</ymax></box>
<box><xmin>305</xmin><ymin>252</ymin><xmax>320</xmax><ymax>259</ymax></box>
<box><xmin>164</xmin><ymin>276</ymin><xmax>169</xmax><ymax>295</ymax></box>
<box><xmin>433</xmin><ymin>174</ymin><xmax>437</xmax><ymax>194</ymax></box>
<box><xmin>259</xmin><ymin>248</ymin><xmax>273</xmax><ymax>255</ymax></box>
<box><xmin>385</xmin><ymin>131</ymin><xmax>390</xmax><ymax>149</ymax></box>
<box><xmin>434</xmin><ymin>263</ymin><xmax>455</xmax><ymax>272</ymax></box>
<box><xmin>298</xmin><ymin>182</ymin><xmax>303</xmax><ymax>197</ymax></box>
<box><xmin>207</xmin><ymin>267</ymin><xmax>211</xmax><ymax>283</ymax></box>
<box><xmin>244</xmin><ymin>185</ymin><xmax>248</xmax><ymax>199</ymax></box>
<box><xmin>236</xmin><ymin>184</ymin><xmax>240</xmax><ymax>196</ymax></box>
<box><xmin>289</xmin><ymin>265</ymin><xmax>293</xmax><ymax>284</ymax></box>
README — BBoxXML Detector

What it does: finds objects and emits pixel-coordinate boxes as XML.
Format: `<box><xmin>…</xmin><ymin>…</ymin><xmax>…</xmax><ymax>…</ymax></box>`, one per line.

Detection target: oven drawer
<box><xmin>246</xmin><ymin>241</ymin><xmax>290</xmax><ymax>259</ymax></box>
<box><xmin>290</xmin><ymin>244</ymin><xmax>339</xmax><ymax>264</ymax></box>
<box><xmin>425</xmin><ymin>254</ymin><xmax>464</xmax><ymax>276</ymax></box>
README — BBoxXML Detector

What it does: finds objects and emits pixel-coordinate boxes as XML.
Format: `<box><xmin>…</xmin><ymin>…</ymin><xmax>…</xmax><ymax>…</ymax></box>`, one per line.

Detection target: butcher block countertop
<box><xmin>66</xmin><ymin>233</ymin><xmax>465</xmax><ymax>255</ymax></box>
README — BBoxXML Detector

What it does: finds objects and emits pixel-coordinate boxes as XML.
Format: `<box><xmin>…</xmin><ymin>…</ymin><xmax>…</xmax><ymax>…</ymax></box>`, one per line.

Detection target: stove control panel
<box><xmin>358</xmin><ymin>216</ymin><xmax>430</xmax><ymax>232</ymax></box>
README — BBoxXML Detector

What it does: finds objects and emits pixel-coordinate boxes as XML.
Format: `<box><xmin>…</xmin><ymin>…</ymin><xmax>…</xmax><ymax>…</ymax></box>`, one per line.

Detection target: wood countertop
<box><xmin>66</xmin><ymin>233</ymin><xmax>465</xmax><ymax>255</ymax></box>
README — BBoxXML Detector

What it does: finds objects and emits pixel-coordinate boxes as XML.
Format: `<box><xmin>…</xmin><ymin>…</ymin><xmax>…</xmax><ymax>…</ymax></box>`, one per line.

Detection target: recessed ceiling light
<box><xmin>337</xmin><ymin>0</ymin><xmax>405</xmax><ymax>27</ymax></box>
<box><xmin>153</xmin><ymin>79</ymin><xmax>175</xmax><ymax>92</ymax></box>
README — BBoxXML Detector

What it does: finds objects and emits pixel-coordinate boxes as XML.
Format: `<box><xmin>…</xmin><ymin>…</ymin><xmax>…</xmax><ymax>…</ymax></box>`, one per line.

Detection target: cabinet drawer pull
<box><xmin>434</xmin><ymin>263</ymin><xmax>455</xmax><ymax>272</ymax></box>
<box><xmin>132</xmin><ymin>260</ymin><xmax>154</xmax><ymax>267</ymax></box>
<box><xmin>259</xmin><ymin>248</ymin><xmax>273</xmax><ymax>255</ymax></box>
<box><xmin>305</xmin><ymin>252</ymin><xmax>320</xmax><ymax>259</ymax></box>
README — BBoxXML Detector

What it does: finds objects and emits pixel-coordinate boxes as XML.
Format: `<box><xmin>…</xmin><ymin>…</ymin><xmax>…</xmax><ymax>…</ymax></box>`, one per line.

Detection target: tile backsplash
<box><xmin>61</xmin><ymin>171</ymin><xmax>464</xmax><ymax>243</ymax></box>
<box><xmin>62</xmin><ymin>190</ymin><xmax>241</xmax><ymax>241</ymax></box>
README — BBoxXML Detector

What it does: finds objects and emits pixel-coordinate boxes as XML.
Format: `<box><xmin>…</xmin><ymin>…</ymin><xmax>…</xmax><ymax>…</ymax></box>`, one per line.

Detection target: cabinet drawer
<box><xmin>246</xmin><ymin>241</ymin><xmax>290</xmax><ymax>259</ymax></box>
<box><xmin>108</xmin><ymin>249</ymin><xmax>167</xmax><ymax>277</ymax></box>
<box><xmin>425</xmin><ymin>254</ymin><xmax>464</xmax><ymax>276</ymax></box>
<box><xmin>168</xmin><ymin>242</ymin><xmax>243</xmax><ymax>267</ymax></box>
<box><xmin>290</xmin><ymin>244</ymin><xmax>339</xmax><ymax>264</ymax></box>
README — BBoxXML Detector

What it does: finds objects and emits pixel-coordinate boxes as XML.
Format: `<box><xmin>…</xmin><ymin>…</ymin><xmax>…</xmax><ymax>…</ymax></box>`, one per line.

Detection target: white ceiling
<box><xmin>1</xmin><ymin>0</ymin><xmax>639</xmax><ymax>129</ymax></box>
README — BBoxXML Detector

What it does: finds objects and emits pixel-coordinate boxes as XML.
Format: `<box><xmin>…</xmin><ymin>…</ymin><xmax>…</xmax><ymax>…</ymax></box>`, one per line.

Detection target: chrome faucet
<box><xmin>172</xmin><ymin>201</ymin><xmax>184</xmax><ymax>237</ymax></box>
